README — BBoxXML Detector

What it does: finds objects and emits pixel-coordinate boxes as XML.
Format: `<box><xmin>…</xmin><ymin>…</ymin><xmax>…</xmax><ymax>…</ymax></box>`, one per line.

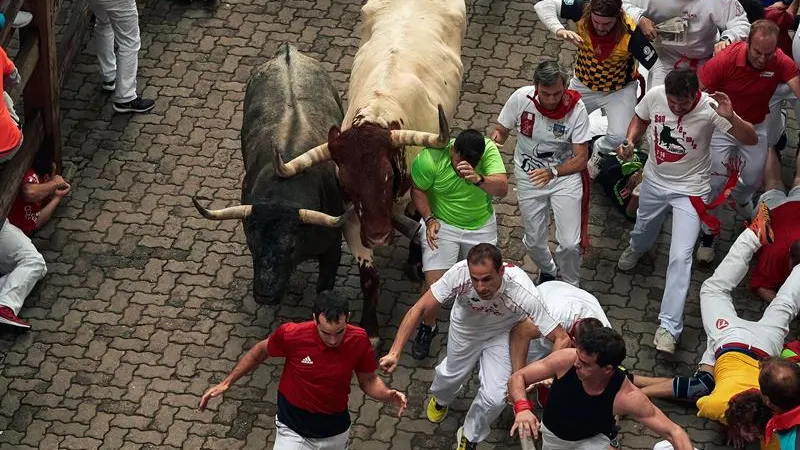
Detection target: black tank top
<box><xmin>542</xmin><ymin>366</ymin><xmax>626</xmax><ymax>441</ymax></box>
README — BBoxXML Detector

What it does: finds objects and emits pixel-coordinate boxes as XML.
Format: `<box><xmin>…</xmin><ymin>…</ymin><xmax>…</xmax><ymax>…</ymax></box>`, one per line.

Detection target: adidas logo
<box><xmin>301</xmin><ymin>356</ymin><xmax>313</xmax><ymax>365</ymax></box>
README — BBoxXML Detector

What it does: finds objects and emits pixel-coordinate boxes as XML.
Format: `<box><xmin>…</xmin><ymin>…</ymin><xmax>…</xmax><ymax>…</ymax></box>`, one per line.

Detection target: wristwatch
<box><xmin>550</xmin><ymin>167</ymin><xmax>559</xmax><ymax>180</ymax></box>
<box><xmin>473</xmin><ymin>174</ymin><xmax>485</xmax><ymax>186</ymax></box>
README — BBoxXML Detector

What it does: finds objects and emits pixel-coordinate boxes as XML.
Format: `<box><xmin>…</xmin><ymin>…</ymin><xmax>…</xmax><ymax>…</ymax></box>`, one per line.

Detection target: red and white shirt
<box><xmin>635</xmin><ymin>86</ymin><xmax>732</xmax><ymax>196</ymax></box>
<box><xmin>7</xmin><ymin>169</ymin><xmax>43</xmax><ymax>236</ymax></box>
<box><xmin>267</xmin><ymin>321</ymin><xmax>377</xmax><ymax>415</ymax></box>
<box><xmin>430</xmin><ymin>260</ymin><xmax>559</xmax><ymax>340</ymax></box>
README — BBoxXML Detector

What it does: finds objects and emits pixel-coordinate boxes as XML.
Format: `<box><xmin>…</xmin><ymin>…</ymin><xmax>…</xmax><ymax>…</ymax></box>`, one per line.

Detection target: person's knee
<box><xmin>672</xmin><ymin>370</ymin><xmax>715</xmax><ymax>399</ymax></box>
<box><xmin>477</xmin><ymin>385</ymin><xmax>508</xmax><ymax>411</ymax></box>
<box><xmin>28</xmin><ymin>253</ymin><xmax>47</xmax><ymax>280</ymax></box>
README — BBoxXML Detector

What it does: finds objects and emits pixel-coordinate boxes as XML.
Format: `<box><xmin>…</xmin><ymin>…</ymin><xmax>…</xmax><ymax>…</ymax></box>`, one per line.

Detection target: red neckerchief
<box><xmin>587</xmin><ymin>21</ymin><xmax>619</xmax><ymax>61</ymax></box>
<box><xmin>528</xmin><ymin>89</ymin><xmax>582</xmax><ymax>120</ymax></box>
<box><xmin>765</xmin><ymin>404</ymin><xmax>800</xmax><ymax>441</ymax></box>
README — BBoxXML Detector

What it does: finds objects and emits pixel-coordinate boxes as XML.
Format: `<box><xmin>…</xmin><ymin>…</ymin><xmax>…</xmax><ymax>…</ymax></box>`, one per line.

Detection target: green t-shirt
<box><xmin>411</xmin><ymin>137</ymin><xmax>506</xmax><ymax>230</ymax></box>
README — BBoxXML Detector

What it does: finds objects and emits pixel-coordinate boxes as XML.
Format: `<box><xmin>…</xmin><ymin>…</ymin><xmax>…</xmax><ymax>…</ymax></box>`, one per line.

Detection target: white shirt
<box><xmin>498</xmin><ymin>85</ymin><xmax>592</xmax><ymax>173</ymax></box>
<box><xmin>430</xmin><ymin>260</ymin><xmax>559</xmax><ymax>340</ymax></box>
<box><xmin>635</xmin><ymin>86</ymin><xmax>732</xmax><ymax>196</ymax></box>
<box><xmin>529</xmin><ymin>281</ymin><xmax>611</xmax><ymax>356</ymax></box>
<box><xmin>623</xmin><ymin>0</ymin><xmax>750</xmax><ymax>60</ymax></box>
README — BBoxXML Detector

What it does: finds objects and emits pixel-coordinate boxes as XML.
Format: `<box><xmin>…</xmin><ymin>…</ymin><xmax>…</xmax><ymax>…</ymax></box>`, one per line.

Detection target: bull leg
<box><xmin>403</xmin><ymin>203</ymin><xmax>423</xmax><ymax>282</ymax></box>
<box><xmin>343</xmin><ymin>216</ymin><xmax>381</xmax><ymax>348</ymax></box>
<box><xmin>317</xmin><ymin>241</ymin><xmax>342</xmax><ymax>293</ymax></box>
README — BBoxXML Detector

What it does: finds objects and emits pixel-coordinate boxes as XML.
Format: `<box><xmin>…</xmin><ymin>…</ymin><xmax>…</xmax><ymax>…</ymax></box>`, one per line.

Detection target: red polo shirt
<box><xmin>267</xmin><ymin>320</ymin><xmax>377</xmax><ymax>414</ymax></box>
<box><xmin>750</xmin><ymin>201</ymin><xmax>800</xmax><ymax>294</ymax></box>
<box><xmin>699</xmin><ymin>41</ymin><xmax>798</xmax><ymax>125</ymax></box>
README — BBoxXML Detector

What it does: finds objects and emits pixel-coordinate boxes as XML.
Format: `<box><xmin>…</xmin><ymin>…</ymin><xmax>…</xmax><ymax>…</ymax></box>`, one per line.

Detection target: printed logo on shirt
<box><xmin>520</xmin><ymin>111</ymin><xmax>535</xmax><ymax>137</ymax></box>
<box><xmin>552</xmin><ymin>123</ymin><xmax>567</xmax><ymax>138</ymax></box>
<box><xmin>301</xmin><ymin>356</ymin><xmax>313</xmax><ymax>365</ymax></box>
<box><xmin>760</xmin><ymin>71</ymin><xmax>775</xmax><ymax>78</ymax></box>
<box><xmin>715</xmin><ymin>319</ymin><xmax>729</xmax><ymax>330</ymax></box>
<box><xmin>652</xmin><ymin>117</ymin><xmax>697</xmax><ymax>164</ymax></box>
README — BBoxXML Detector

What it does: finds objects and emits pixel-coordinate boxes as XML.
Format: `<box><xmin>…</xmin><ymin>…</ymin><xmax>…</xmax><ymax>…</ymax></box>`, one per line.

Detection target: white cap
<box><xmin>653</xmin><ymin>440</ymin><xmax>699</xmax><ymax>450</ymax></box>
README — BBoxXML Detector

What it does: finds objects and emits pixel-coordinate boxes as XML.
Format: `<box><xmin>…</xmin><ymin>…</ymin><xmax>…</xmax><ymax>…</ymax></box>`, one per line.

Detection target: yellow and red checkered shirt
<box><xmin>574</xmin><ymin>15</ymin><xmax>638</xmax><ymax>92</ymax></box>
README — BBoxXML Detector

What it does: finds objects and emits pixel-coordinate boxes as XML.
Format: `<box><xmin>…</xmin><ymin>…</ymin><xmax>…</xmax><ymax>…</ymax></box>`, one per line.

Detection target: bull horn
<box><xmin>390</xmin><ymin>104</ymin><xmax>450</xmax><ymax>148</ymax></box>
<box><xmin>192</xmin><ymin>197</ymin><xmax>253</xmax><ymax>220</ymax></box>
<box><xmin>298</xmin><ymin>205</ymin><xmax>353</xmax><ymax>228</ymax></box>
<box><xmin>274</xmin><ymin>142</ymin><xmax>331</xmax><ymax>178</ymax></box>
<box><xmin>391</xmin><ymin>213</ymin><xmax>422</xmax><ymax>242</ymax></box>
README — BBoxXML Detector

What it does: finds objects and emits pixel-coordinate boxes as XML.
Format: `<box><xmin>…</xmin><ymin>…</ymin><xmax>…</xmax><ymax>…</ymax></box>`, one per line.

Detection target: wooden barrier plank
<box><xmin>14</xmin><ymin>32</ymin><xmax>38</xmax><ymax>88</ymax></box>
<box><xmin>0</xmin><ymin>112</ymin><xmax>44</xmax><ymax>220</ymax></box>
<box><xmin>56</xmin><ymin>0</ymin><xmax>91</xmax><ymax>89</ymax></box>
<box><xmin>0</xmin><ymin>0</ymin><xmax>24</xmax><ymax>48</ymax></box>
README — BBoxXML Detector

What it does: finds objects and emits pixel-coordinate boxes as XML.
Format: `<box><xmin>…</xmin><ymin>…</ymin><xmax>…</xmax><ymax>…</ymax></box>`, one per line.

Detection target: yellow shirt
<box><xmin>695</xmin><ymin>352</ymin><xmax>779</xmax><ymax>450</ymax></box>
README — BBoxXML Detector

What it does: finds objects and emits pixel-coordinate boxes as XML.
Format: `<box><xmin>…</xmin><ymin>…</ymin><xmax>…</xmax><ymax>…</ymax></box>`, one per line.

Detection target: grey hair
<box><xmin>533</xmin><ymin>61</ymin><xmax>569</xmax><ymax>87</ymax></box>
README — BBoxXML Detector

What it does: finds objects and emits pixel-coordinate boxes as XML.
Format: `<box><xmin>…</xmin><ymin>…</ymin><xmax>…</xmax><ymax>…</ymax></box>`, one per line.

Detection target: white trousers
<box><xmin>517</xmin><ymin>171</ymin><xmax>582</xmax><ymax>287</ymax></box>
<box><xmin>89</xmin><ymin>0</ymin><xmax>141</xmax><ymax>103</ymax></box>
<box><xmin>274</xmin><ymin>418</ymin><xmax>349</xmax><ymax>450</ymax></box>
<box><xmin>540</xmin><ymin>423</ymin><xmax>610</xmax><ymax>450</ymax></box>
<box><xmin>569</xmin><ymin>79</ymin><xmax>638</xmax><ymax>154</ymax></box>
<box><xmin>698</xmin><ymin>228</ymin><xmax>800</xmax><ymax>365</ymax></box>
<box><xmin>645</xmin><ymin>51</ymin><xmax>709</xmax><ymax>90</ymax></box>
<box><xmin>629</xmin><ymin>179</ymin><xmax>704</xmax><ymax>338</ymax></box>
<box><xmin>766</xmin><ymin>83</ymin><xmax>799</xmax><ymax>148</ymax></box>
<box><xmin>419</xmin><ymin>215</ymin><xmax>498</xmax><ymax>272</ymax></box>
<box><xmin>430</xmin><ymin>328</ymin><xmax>511</xmax><ymax>443</ymax></box>
<box><xmin>0</xmin><ymin>220</ymin><xmax>47</xmax><ymax>315</ymax></box>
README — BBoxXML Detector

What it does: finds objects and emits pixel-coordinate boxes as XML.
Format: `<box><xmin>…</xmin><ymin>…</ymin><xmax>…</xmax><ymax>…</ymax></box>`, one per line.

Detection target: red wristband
<box><xmin>513</xmin><ymin>399</ymin><xmax>532</xmax><ymax>414</ymax></box>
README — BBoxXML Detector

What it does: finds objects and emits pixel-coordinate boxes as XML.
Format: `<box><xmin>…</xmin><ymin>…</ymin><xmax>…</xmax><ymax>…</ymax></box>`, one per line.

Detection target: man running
<box><xmin>199</xmin><ymin>291</ymin><xmax>406</xmax><ymax>449</ymax></box>
<box><xmin>379</xmin><ymin>243</ymin><xmax>570</xmax><ymax>450</ymax></box>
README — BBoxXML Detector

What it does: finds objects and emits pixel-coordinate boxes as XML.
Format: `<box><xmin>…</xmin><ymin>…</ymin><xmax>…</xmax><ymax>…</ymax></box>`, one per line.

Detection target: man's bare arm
<box><xmin>615</xmin><ymin>384</ymin><xmax>695</xmax><ymax>450</ymax></box>
<box><xmin>543</xmin><ymin>324</ymin><xmax>571</xmax><ymax>352</ymax></box>
<box><xmin>508</xmin><ymin>348</ymin><xmax>576</xmax><ymax>403</ymax></box>
<box><xmin>509</xmin><ymin>319</ymin><xmax>542</xmax><ymax>374</ymax></box>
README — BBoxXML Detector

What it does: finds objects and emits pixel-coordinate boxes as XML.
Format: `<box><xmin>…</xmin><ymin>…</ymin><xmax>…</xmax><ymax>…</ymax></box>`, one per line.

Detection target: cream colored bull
<box><xmin>275</xmin><ymin>0</ymin><xmax>467</xmax><ymax>344</ymax></box>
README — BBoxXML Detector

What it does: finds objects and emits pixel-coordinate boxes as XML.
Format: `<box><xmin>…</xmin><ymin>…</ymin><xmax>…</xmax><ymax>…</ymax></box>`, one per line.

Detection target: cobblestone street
<box><xmin>0</xmin><ymin>0</ymin><xmax>798</xmax><ymax>449</ymax></box>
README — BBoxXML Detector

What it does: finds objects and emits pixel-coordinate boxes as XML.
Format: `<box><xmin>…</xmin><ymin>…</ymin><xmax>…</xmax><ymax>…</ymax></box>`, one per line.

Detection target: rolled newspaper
<box><xmin>655</xmin><ymin>17</ymin><xmax>687</xmax><ymax>45</ymax></box>
<box><xmin>520</xmin><ymin>436</ymin><xmax>535</xmax><ymax>450</ymax></box>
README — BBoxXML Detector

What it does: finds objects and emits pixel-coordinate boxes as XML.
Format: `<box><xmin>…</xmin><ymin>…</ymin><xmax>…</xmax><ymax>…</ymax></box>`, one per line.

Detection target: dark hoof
<box><xmin>403</xmin><ymin>263</ymin><xmax>423</xmax><ymax>282</ymax></box>
<box><xmin>254</xmin><ymin>295</ymin><xmax>282</xmax><ymax>306</ymax></box>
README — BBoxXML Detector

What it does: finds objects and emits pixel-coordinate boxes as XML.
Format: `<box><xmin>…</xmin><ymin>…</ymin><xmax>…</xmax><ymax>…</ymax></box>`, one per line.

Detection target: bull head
<box><xmin>191</xmin><ymin>197</ymin><xmax>352</xmax><ymax>227</ymax></box>
<box><xmin>273</xmin><ymin>105</ymin><xmax>450</xmax><ymax>248</ymax></box>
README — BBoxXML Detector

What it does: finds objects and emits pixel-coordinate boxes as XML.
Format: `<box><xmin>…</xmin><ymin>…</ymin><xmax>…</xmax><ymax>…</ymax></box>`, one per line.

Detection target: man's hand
<box><xmin>709</xmin><ymin>92</ymin><xmax>734</xmax><ymax>119</ymax></box>
<box><xmin>378</xmin><ymin>353</ymin><xmax>399</xmax><ymax>373</ymax></box>
<box><xmin>456</xmin><ymin>161</ymin><xmax>480</xmax><ymax>184</ymax></box>
<box><xmin>510</xmin><ymin>409</ymin><xmax>541</xmax><ymax>440</ymax></box>
<box><xmin>638</xmin><ymin>17</ymin><xmax>657</xmax><ymax>40</ymax></box>
<box><xmin>528</xmin><ymin>169</ymin><xmax>553</xmax><ymax>187</ymax></box>
<box><xmin>387</xmin><ymin>389</ymin><xmax>407</xmax><ymax>417</ymax></box>
<box><xmin>55</xmin><ymin>183</ymin><xmax>71</xmax><ymax>198</ymax></box>
<box><xmin>714</xmin><ymin>39</ymin><xmax>731</xmax><ymax>55</ymax></box>
<box><xmin>556</xmin><ymin>29</ymin><xmax>583</xmax><ymax>46</ymax></box>
<box><xmin>199</xmin><ymin>382</ymin><xmax>229</xmax><ymax>411</ymax></box>
<box><xmin>616</xmin><ymin>141</ymin><xmax>634</xmax><ymax>161</ymax></box>
<box><xmin>52</xmin><ymin>175</ymin><xmax>66</xmax><ymax>186</ymax></box>
<box><xmin>425</xmin><ymin>219</ymin><xmax>440</xmax><ymax>249</ymax></box>
<box><xmin>490</xmin><ymin>128</ymin><xmax>504</xmax><ymax>144</ymax></box>
<box><xmin>771</xmin><ymin>1</ymin><xmax>789</xmax><ymax>10</ymax></box>
<box><xmin>726</xmin><ymin>426</ymin><xmax>746</xmax><ymax>449</ymax></box>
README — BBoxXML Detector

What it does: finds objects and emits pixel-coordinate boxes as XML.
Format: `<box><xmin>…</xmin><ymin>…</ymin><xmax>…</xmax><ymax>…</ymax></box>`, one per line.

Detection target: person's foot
<box><xmin>411</xmin><ymin>323</ymin><xmax>437</xmax><ymax>360</ymax></box>
<box><xmin>617</xmin><ymin>246</ymin><xmax>643</xmax><ymax>271</ymax></box>
<box><xmin>539</xmin><ymin>271</ymin><xmax>556</xmax><ymax>284</ymax></box>
<box><xmin>426</xmin><ymin>397</ymin><xmax>448</xmax><ymax>423</ymax></box>
<box><xmin>12</xmin><ymin>11</ymin><xmax>32</xmax><ymax>28</ymax></box>
<box><xmin>101</xmin><ymin>79</ymin><xmax>116</xmax><ymax>92</ymax></box>
<box><xmin>748</xmin><ymin>202</ymin><xmax>775</xmax><ymax>246</ymax></box>
<box><xmin>587</xmin><ymin>148</ymin><xmax>604</xmax><ymax>180</ymax></box>
<box><xmin>653</xmin><ymin>326</ymin><xmax>677</xmax><ymax>354</ymax></box>
<box><xmin>455</xmin><ymin>426</ymin><xmax>478</xmax><ymax>450</ymax></box>
<box><xmin>696</xmin><ymin>232</ymin><xmax>715</xmax><ymax>263</ymax></box>
<box><xmin>0</xmin><ymin>306</ymin><xmax>30</xmax><ymax>329</ymax></box>
<box><xmin>113</xmin><ymin>96</ymin><xmax>155</xmax><ymax>114</ymax></box>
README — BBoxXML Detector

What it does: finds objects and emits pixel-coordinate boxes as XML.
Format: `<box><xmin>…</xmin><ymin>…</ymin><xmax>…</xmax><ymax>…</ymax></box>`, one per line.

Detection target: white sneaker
<box><xmin>654</xmin><ymin>327</ymin><xmax>677</xmax><ymax>354</ymax></box>
<box><xmin>12</xmin><ymin>11</ymin><xmax>32</xmax><ymax>28</ymax></box>
<box><xmin>617</xmin><ymin>246</ymin><xmax>643</xmax><ymax>271</ymax></box>
<box><xmin>696</xmin><ymin>232</ymin><xmax>715</xmax><ymax>263</ymax></box>
<box><xmin>587</xmin><ymin>150</ymin><xmax>604</xmax><ymax>180</ymax></box>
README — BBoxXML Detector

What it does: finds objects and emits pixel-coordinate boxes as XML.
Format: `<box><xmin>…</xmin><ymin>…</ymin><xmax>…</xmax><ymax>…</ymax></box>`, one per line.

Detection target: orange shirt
<box><xmin>0</xmin><ymin>46</ymin><xmax>22</xmax><ymax>156</ymax></box>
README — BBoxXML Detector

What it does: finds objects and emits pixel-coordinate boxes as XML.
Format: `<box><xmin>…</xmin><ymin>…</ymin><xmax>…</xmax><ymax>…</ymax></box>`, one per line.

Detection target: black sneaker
<box><xmin>113</xmin><ymin>96</ymin><xmax>155</xmax><ymax>114</ymax></box>
<box><xmin>539</xmin><ymin>271</ymin><xmax>556</xmax><ymax>284</ymax></box>
<box><xmin>411</xmin><ymin>323</ymin><xmax>437</xmax><ymax>360</ymax></box>
<box><xmin>101</xmin><ymin>80</ymin><xmax>115</xmax><ymax>92</ymax></box>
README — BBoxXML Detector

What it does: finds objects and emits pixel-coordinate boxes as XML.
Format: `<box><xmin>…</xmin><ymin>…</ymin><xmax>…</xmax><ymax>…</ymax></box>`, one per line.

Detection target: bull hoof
<box><xmin>368</xmin><ymin>336</ymin><xmax>381</xmax><ymax>352</ymax></box>
<box><xmin>403</xmin><ymin>263</ymin><xmax>423</xmax><ymax>282</ymax></box>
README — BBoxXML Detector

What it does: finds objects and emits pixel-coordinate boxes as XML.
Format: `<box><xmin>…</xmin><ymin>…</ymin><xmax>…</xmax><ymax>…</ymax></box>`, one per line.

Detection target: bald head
<box><xmin>759</xmin><ymin>357</ymin><xmax>800</xmax><ymax>412</ymax></box>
